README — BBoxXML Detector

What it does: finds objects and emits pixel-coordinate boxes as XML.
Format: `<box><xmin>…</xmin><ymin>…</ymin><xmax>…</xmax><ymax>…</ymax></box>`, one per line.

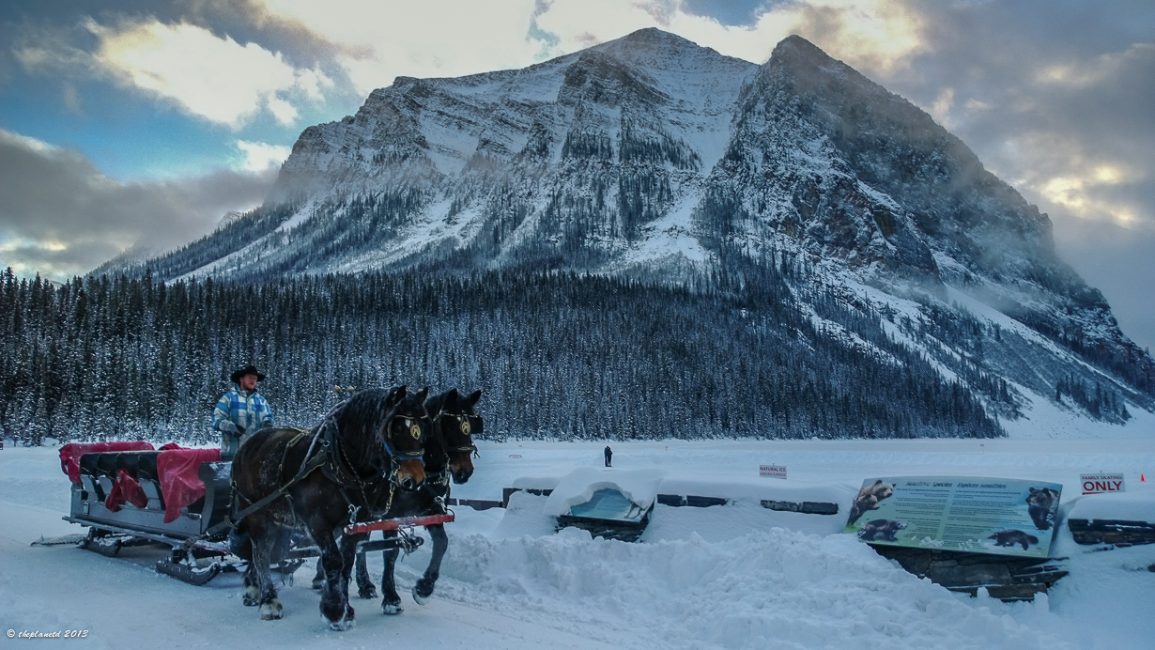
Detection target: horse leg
<box><xmin>314</xmin><ymin>534</ymin><xmax>373</xmax><ymax>596</ymax></box>
<box><xmin>413</xmin><ymin>524</ymin><xmax>448</xmax><ymax>604</ymax></box>
<box><xmin>355</xmin><ymin>539</ymin><xmax>377</xmax><ymax>598</ymax></box>
<box><xmin>242</xmin><ymin>561</ymin><xmax>260</xmax><ymax>607</ymax></box>
<box><xmin>311</xmin><ymin>557</ymin><xmax>325</xmax><ymax>590</ymax></box>
<box><xmin>313</xmin><ymin>526</ymin><xmax>355</xmax><ymax>631</ymax></box>
<box><xmin>232</xmin><ymin>529</ymin><xmax>261</xmax><ymax>607</ymax></box>
<box><xmin>336</xmin><ymin>533</ymin><xmax>365</xmax><ymax>623</ymax></box>
<box><xmin>380</xmin><ymin>535</ymin><xmax>403</xmax><ymax>615</ymax></box>
<box><xmin>340</xmin><ymin>533</ymin><xmax>363</xmax><ymax>588</ymax></box>
<box><xmin>248</xmin><ymin>521</ymin><xmax>284</xmax><ymax>620</ymax></box>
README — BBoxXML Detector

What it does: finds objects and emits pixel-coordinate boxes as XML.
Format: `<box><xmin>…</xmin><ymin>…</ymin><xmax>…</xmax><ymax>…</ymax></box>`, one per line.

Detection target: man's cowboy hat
<box><xmin>230</xmin><ymin>365</ymin><xmax>266</xmax><ymax>383</ymax></box>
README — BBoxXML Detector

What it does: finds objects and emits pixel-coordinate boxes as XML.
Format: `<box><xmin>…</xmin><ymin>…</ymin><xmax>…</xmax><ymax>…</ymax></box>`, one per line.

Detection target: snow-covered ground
<box><xmin>2</xmin><ymin>437</ymin><xmax>1154</xmax><ymax>649</ymax></box>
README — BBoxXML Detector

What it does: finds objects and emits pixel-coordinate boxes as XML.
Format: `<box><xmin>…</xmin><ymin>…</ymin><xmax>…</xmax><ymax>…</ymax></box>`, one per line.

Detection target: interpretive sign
<box><xmin>844</xmin><ymin>476</ymin><xmax>1062</xmax><ymax>558</ymax></box>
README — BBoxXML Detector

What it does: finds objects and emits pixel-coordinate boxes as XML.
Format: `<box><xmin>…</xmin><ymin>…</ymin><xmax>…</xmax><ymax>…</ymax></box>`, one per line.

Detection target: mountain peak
<box><xmin>615</xmin><ymin>27</ymin><xmax>697</xmax><ymax>47</ymax></box>
<box><xmin>768</xmin><ymin>34</ymin><xmax>844</xmax><ymax>71</ymax></box>
<box><xmin>773</xmin><ymin>34</ymin><xmax>826</xmax><ymax>56</ymax></box>
<box><xmin>121</xmin><ymin>26</ymin><xmax>1155</xmax><ymax>420</ymax></box>
<box><xmin>591</xmin><ymin>27</ymin><xmax>738</xmax><ymax>71</ymax></box>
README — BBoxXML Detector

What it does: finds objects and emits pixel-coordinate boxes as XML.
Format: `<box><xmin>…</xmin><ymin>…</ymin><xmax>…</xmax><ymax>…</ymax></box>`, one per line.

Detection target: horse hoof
<box><xmin>324</xmin><ymin>606</ymin><xmax>355</xmax><ymax>631</ymax></box>
<box><xmin>414</xmin><ymin>579</ymin><xmax>435</xmax><ymax>602</ymax></box>
<box><xmin>311</xmin><ymin>578</ymin><xmax>323</xmax><ymax>591</ymax></box>
<box><xmin>243</xmin><ymin>585</ymin><xmax>261</xmax><ymax>607</ymax></box>
<box><xmin>358</xmin><ymin>586</ymin><xmax>378</xmax><ymax>599</ymax></box>
<box><xmin>259</xmin><ymin>600</ymin><xmax>283</xmax><ymax>620</ymax></box>
<box><xmin>381</xmin><ymin>601</ymin><xmax>403</xmax><ymax>615</ymax></box>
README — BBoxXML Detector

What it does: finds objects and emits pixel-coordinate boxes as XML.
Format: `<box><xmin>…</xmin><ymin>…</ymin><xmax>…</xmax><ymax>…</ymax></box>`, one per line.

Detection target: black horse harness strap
<box><xmin>198</xmin><ymin>428</ymin><xmax>328</xmax><ymax>541</ymax></box>
<box><xmin>435</xmin><ymin>407</ymin><xmax>480</xmax><ymax>433</ymax></box>
<box><xmin>322</xmin><ymin>410</ymin><xmax>420</xmax><ymax>523</ymax></box>
<box><xmin>436</xmin><ymin>409</ymin><xmax>481</xmax><ymax>458</ymax></box>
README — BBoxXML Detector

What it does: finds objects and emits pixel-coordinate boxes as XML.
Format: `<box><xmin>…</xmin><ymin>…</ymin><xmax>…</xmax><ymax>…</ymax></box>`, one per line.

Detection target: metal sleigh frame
<box><xmin>59</xmin><ymin>458</ymin><xmax>454</xmax><ymax>585</ymax></box>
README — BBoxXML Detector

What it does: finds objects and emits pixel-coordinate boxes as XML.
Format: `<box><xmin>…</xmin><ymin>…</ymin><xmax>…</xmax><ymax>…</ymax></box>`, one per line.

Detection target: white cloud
<box><xmin>295</xmin><ymin>66</ymin><xmax>335</xmax><ymax>102</ymax></box>
<box><xmin>531</xmin><ymin>0</ymin><xmax>923</xmax><ymax>73</ymax></box>
<box><xmin>929</xmin><ymin>87</ymin><xmax>955</xmax><ymax>126</ymax></box>
<box><xmin>250</xmin><ymin>0</ymin><xmax>924</xmax><ymax>99</ymax></box>
<box><xmin>1034</xmin><ymin>162</ymin><xmax>1145</xmax><ymax>230</ymax></box>
<box><xmin>0</xmin><ymin>128</ymin><xmax>58</xmax><ymax>155</ymax></box>
<box><xmin>1036</xmin><ymin>44</ymin><xmax>1155</xmax><ymax>88</ymax></box>
<box><xmin>794</xmin><ymin>0</ymin><xmax>923</xmax><ymax>70</ymax></box>
<box><xmin>14</xmin><ymin>37</ymin><xmax>94</xmax><ymax>75</ymax></box>
<box><xmin>235</xmin><ymin>140</ymin><xmax>291</xmax><ymax>172</ymax></box>
<box><xmin>84</xmin><ymin>18</ymin><xmax>326</xmax><ymax>129</ymax></box>
<box><xmin>256</xmin><ymin>0</ymin><xmax>544</xmax><ymax>95</ymax></box>
<box><xmin>0</xmin><ymin>128</ymin><xmax>276</xmax><ymax>280</ymax></box>
<box><xmin>265</xmin><ymin>94</ymin><xmax>298</xmax><ymax>125</ymax></box>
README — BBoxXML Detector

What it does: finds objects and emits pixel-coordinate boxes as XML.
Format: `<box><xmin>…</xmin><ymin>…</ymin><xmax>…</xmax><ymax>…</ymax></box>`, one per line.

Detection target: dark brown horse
<box><xmin>231</xmin><ymin>386</ymin><xmax>429</xmax><ymax>629</ymax></box>
<box><xmin>359</xmin><ymin>388</ymin><xmax>482</xmax><ymax>614</ymax></box>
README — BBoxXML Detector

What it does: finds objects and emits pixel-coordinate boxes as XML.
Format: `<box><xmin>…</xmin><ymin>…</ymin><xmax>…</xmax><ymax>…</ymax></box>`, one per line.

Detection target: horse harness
<box><xmin>431</xmin><ymin>407</ymin><xmax>482</xmax><ymax>458</ymax></box>
<box><xmin>317</xmin><ymin>408</ymin><xmax>425</xmax><ymax>520</ymax></box>
<box><xmin>201</xmin><ymin>404</ymin><xmax>425</xmax><ymax>541</ymax></box>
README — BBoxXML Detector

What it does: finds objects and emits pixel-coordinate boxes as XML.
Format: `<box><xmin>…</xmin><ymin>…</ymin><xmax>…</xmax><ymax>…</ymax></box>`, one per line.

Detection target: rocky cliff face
<box><xmin>127</xmin><ymin>28</ymin><xmax>1155</xmax><ymax>424</ymax></box>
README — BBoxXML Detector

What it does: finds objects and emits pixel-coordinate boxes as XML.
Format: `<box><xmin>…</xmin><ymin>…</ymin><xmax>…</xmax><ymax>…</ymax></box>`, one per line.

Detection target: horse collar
<box><xmin>320</xmin><ymin>416</ymin><xmax>386</xmax><ymax>492</ymax></box>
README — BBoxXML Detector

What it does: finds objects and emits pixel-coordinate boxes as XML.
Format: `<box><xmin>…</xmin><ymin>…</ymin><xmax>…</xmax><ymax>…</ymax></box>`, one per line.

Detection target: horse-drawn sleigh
<box><xmin>53</xmin><ymin>386</ymin><xmax>482</xmax><ymax>630</ymax></box>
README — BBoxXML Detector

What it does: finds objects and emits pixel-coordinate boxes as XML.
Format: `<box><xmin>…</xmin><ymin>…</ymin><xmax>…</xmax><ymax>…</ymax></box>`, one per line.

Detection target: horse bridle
<box><xmin>433</xmin><ymin>410</ymin><xmax>481</xmax><ymax>458</ymax></box>
<box><xmin>381</xmin><ymin>413</ymin><xmax>428</xmax><ymax>466</ymax></box>
<box><xmin>326</xmin><ymin>406</ymin><xmax>426</xmax><ymax>491</ymax></box>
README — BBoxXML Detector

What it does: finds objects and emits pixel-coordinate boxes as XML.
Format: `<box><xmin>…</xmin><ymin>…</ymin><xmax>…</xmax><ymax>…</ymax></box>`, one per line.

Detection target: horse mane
<box><xmin>423</xmin><ymin>389</ymin><xmax>456</xmax><ymax>419</ymax></box>
<box><xmin>421</xmin><ymin>390</ymin><xmax>455</xmax><ymax>467</ymax></box>
<box><xmin>332</xmin><ymin>387</ymin><xmax>400</xmax><ymax>441</ymax></box>
<box><xmin>314</xmin><ymin>387</ymin><xmax>407</xmax><ymax>482</ymax></box>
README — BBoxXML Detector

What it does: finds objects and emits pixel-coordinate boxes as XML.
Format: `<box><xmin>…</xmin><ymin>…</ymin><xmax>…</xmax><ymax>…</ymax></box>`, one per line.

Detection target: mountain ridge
<box><xmin>110</xmin><ymin>29</ymin><xmax>1155</xmax><ymax>431</ymax></box>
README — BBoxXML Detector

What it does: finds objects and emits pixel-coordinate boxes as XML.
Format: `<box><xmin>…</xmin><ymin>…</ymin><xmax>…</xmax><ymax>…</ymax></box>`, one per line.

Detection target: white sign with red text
<box><xmin>1081</xmin><ymin>472</ymin><xmax>1125</xmax><ymax>495</ymax></box>
<box><xmin>759</xmin><ymin>464</ymin><xmax>787</xmax><ymax>479</ymax></box>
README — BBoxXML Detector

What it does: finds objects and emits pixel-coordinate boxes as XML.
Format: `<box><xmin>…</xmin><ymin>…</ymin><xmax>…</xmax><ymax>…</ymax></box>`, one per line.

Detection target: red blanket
<box><xmin>59</xmin><ymin>441</ymin><xmax>155</xmax><ymax>484</ymax></box>
<box><xmin>157</xmin><ymin>448</ymin><xmax>222</xmax><ymax>523</ymax></box>
<box><xmin>105</xmin><ymin>469</ymin><xmax>149</xmax><ymax>511</ymax></box>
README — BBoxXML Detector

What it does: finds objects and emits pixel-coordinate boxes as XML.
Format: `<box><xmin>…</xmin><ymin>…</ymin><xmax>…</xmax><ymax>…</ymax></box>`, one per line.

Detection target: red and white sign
<box><xmin>1080</xmin><ymin>472</ymin><xmax>1125</xmax><ymax>495</ymax></box>
<box><xmin>759</xmin><ymin>464</ymin><xmax>787</xmax><ymax>479</ymax></box>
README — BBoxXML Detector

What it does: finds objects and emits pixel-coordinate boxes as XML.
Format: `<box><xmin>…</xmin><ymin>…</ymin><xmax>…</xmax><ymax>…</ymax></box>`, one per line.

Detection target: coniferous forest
<box><xmin>0</xmin><ymin>264</ymin><xmax>1012</xmax><ymax>446</ymax></box>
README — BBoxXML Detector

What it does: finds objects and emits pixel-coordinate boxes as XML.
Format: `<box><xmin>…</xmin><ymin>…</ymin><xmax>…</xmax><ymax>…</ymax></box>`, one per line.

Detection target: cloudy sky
<box><xmin>0</xmin><ymin>0</ymin><xmax>1152</xmax><ymax>349</ymax></box>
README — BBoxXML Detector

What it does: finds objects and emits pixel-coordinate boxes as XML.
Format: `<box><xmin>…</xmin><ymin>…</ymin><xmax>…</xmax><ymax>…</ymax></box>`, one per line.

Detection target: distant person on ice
<box><xmin>212</xmin><ymin>365</ymin><xmax>274</xmax><ymax>460</ymax></box>
<box><xmin>604</xmin><ymin>445</ymin><xmax>613</xmax><ymax>467</ymax></box>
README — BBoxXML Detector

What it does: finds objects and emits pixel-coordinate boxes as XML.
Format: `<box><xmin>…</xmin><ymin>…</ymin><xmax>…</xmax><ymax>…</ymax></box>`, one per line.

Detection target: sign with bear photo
<box><xmin>844</xmin><ymin>477</ymin><xmax>1062</xmax><ymax>558</ymax></box>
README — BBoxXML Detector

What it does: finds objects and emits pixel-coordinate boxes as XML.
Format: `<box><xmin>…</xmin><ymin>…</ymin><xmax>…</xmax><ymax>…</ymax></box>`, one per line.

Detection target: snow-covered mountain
<box><xmin>123</xmin><ymin>29</ymin><xmax>1154</xmax><ymax>426</ymax></box>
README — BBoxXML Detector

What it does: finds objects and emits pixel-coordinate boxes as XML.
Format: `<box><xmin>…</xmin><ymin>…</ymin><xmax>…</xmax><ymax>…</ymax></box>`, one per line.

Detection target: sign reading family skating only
<box><xmin>1080</xmin><ymin>472</ymin><xmax>1125</xmax><ymax>495</ymax></box>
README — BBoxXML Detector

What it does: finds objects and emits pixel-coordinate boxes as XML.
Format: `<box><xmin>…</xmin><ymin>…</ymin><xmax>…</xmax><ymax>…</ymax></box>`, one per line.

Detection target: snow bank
<box><xmin>3</xmin><ymin>439</ymin><xmax>1155</xmax><ymax>649</ymax></box>
<box><xmin>1066</xmin><ymin>489</ymin><xmax>1155</xmax><ymax>522</ymax></box>
<box><xmin>447</xmin><ymin>498</ymin><xmax>1076</xmax><ymax>650</ymax></box>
